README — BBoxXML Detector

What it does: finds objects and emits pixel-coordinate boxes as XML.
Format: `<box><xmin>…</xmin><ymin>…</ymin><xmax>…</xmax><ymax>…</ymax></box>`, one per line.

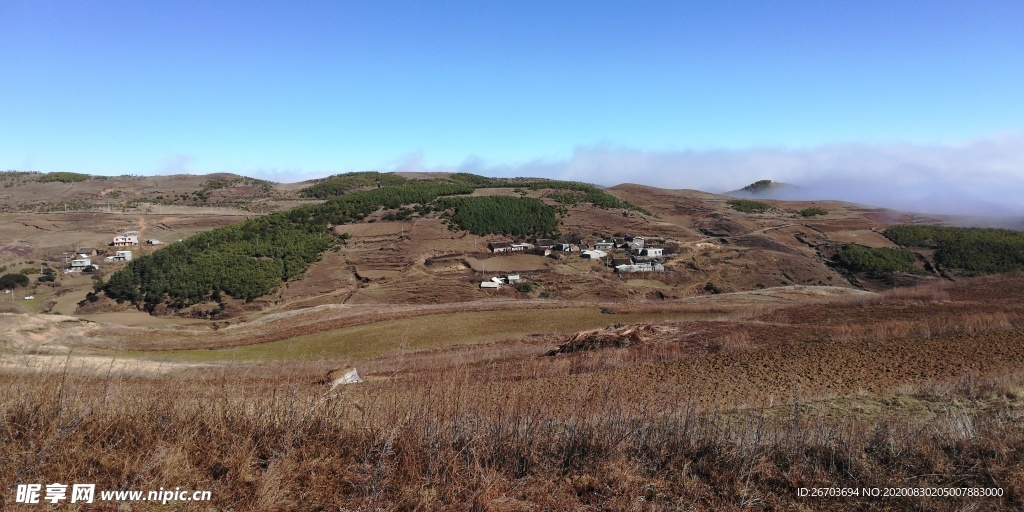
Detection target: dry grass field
<box><xmin>2</xmin><ymin>277</ymin><xmax>1024</xmax><ymax>510</ymax></box>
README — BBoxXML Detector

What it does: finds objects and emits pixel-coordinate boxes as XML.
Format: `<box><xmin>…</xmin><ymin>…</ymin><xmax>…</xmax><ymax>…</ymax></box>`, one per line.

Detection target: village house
<box><xmin>69</xmin><ymin>258</ymin><xmax>93</xmax><ymax>271</ymax></box>
<box><xmin>533</xmin><ymin>238</ymin><xmax>557</xmax><ymax>249</ymax></box>
<box><xmin>581</xmin><ymin>249</ymin><xmax>607</xmax><ymax>260</ymax></box>
<box><xmin>77</xmin><ymin>248</ymin><xmax>98</xmax><ymax>257</ymax></box>
<box><xmin>611</xmin><ymin>257</ymin><xmax>633</xmax><ymax>267</ymax></box>
<box><xmin>638</xmin><ymin>247</ymin><xmax>664</xmax><ymax>257</ymax></box>
<box><xmin>488</xmin><ymin>242</ymin><xmax>513</xmax><ymax>253</ymax></box>
<box><xmin>480</xmin><ymin>281</ymin><xmax>500</xmax><ymax>289</ymax></box>
<box><xmin>112</xmin><ymin>233</ymin><xmax>139</xmax><ymax>246</ymax></box>
<box><xmin>106</xmin><ymin>250</ymin><xmax>133</xmax><ymax>262</ymax></box>
<box><xmin>552</xmin><ymin>243</ymin><xmax>580</xmax><ymax>252</ymax></box>
<box><xmin>593</xmin><ymin>240</ymin><xmax>616</xmax><ymax>250</ymax></box>
<box><xmin>615</xmin><ymin>261</ymin><xmax>665</xmax><ymax>273</ymax></box>
<box><xmin>511</xmin><ymin>243</ymin><xmax>533</xmax><ymax>252</ymax></box>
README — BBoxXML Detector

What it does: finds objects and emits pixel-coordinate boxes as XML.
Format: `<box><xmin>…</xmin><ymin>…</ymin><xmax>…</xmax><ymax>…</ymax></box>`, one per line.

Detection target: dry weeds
<box><xmin>1</xmin><ymin>362</ymin><xmax>1021</xmax><ymax>511</ymax></box>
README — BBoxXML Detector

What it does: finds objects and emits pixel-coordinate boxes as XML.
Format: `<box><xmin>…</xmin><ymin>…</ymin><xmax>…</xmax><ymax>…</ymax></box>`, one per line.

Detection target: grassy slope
<box><xmin>120</xmin><ymin>309</ymin><xmax>695</xmax><ymax>362</ymax></box>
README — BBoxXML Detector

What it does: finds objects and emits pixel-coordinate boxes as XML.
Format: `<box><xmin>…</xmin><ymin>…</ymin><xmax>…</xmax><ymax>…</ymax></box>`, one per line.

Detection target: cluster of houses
<box><xmin>59</xmin><ymin>231</ymin><xmax>143</xmax><ymax>273</ymax></box>
<box><xmin>486</xmin><ymin>234</ymin><xmax>667</xmax><ymax>274</ymax></box>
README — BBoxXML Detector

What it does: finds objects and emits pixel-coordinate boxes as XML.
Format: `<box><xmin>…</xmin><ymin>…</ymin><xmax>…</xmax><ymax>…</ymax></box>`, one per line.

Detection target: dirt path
<box><xmin>136</xmin><ymin>215</ymin><xmax>147</xmax><ymax>240</ymax></box>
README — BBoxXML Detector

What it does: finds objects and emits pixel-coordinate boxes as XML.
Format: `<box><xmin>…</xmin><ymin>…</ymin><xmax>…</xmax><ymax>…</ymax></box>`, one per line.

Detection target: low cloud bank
<box><xmin>466</xmin><ymin>134</ymin><xmax>1024</xmax><ymax>217</ymax></box>
<box><xmin>248</xmin><ymin>133</ymin><xmax>1023</xmax><ymax>218</ymax></box>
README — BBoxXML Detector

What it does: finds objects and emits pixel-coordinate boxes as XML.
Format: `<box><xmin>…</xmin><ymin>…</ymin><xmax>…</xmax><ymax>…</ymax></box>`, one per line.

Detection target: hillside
<box><xmin>3</xmin><ymin>170</ymin><xmax>1016</xmax><ymax>321</ymax></box>
<box><xmin>0</xmin><ymin>171</ymin><xmax>308</xmax><ymax>213</ymax></box>
<box><xmin>3</xmin><ymin>171</ymin><xmax>1024</xmax><ymax>510</ymax></box>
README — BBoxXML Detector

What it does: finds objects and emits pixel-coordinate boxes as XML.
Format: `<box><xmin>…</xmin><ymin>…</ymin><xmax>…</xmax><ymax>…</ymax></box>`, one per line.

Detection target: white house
<box><xmin>70</xmin><ymin>258</ymin><xmax>92</xmax><ymax>271</ymax></box>
<box><xmin>506</xmin><ymin>274</ymin><xmax>521</xmax><ymax>282</ymax></box>
<box><xmin>581</xmin><ymin>250</ymin><xmax>607</xmax><ymax>259</ymax></box>
<box><xmin>113</xmin><ymin>234</ymin><xmax>139</xmax><ymax>246</ymax></box>
<box><xmin>615</xmin><ymin>262</ymin><xmax>665</xmax><ymax>273</ymax></box>
<box><xmin>108</xmin><ymin>250</ymin><xmax>133</xmax><ymax>262</ymax></box>
<box><xmin>480</xmin><ymin>281</ymin><xmax>500</xmax><ymax>289</ymax></box>
<box><xmin>594</xmin><ymin>240</ymin><xmax>616</xmax><ymax>250</ymax></box>
<box><xmin>639</xmin><ymin>247</ymin><xmax>664</xmax><ymax>257</ymax></box>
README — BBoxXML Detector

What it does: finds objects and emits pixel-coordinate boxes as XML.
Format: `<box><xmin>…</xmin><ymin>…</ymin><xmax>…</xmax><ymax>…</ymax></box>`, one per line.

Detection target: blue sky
<box><xmin>1</xmin><ymin>0</ymin><xmax>1022</xmax><ymax>201</ymax></box>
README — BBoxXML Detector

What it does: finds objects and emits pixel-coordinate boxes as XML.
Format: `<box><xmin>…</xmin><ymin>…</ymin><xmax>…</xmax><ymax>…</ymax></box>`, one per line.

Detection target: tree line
<box><xmin>833</xmin><ymin>245</ymin><xmax>921</xmax><ymax>278</ymax></box>
<box><xmin>884</xmin><ymin>224</ymin><xmax>1024</xmax><ymax>274</ymax></box>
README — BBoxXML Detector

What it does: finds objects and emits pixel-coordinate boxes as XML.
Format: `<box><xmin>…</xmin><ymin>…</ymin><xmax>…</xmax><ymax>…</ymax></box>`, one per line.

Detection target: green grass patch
<box><xmin>119</xmin><ymin>309</ymin><xmax>709</xmax><ymax>363</ymax></box>
<box><xmin>623</xmin><ymin>279</ymin><xmax>673</xmax><ymax>290</ymax></box>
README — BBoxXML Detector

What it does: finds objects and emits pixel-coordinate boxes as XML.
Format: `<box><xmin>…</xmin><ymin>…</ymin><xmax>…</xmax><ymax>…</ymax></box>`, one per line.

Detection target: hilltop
<box><xmin>725</xmin><ymin>178</ymin><xmax>799</xmax><ymax>198</ymax></box>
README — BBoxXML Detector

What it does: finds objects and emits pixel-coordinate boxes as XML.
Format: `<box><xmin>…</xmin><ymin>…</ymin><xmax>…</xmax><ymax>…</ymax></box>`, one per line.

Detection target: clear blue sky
<box><xmin>1</xmin><ymin>0</ymin><xmax>1021</xmax><ymax>182</ymax></box>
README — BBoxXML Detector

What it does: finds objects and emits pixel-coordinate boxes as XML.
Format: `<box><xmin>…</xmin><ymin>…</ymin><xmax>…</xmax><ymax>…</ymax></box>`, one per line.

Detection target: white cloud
<box><xmin>462</xmin><ymin>133</ymin><xmax>1024</xmax><ymax>216</ymax></box>
<box><xmin>244</xmin><ymin>133</ymin><xmax>1024</xmax><ymax>217</ymax></box>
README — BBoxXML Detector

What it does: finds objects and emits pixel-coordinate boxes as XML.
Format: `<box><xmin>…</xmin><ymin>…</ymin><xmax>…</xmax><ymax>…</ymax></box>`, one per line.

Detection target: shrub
<box><xmin>799</xmin><ymin>207</ymin><xmax>828</xmax><ymax>217</ymax></box>
<box><xmin>727</xmin><ymin>199</ymin><xmax>772</xmax><ymax>214</ymax></box>
<box><xmin>0</xmin><ymin>273</ymin><xmax>30</xmax><ymax>288</ymax></box>
<box><xmin>515</xmin><ymin>282</ymin><xmax>534</xmax><ymax>293</ymax></box>
<box><xmin>36</xmin><ymin>172</ymin><xmax>90</xmax><ymax>183</ymax></box>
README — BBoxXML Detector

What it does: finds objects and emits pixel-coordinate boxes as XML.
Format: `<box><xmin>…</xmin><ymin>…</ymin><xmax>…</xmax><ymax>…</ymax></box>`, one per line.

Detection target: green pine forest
<box><xmin>883</xmin><ymin>225</ymin><xmax>1024</xmax><ymax>274</ymax></box>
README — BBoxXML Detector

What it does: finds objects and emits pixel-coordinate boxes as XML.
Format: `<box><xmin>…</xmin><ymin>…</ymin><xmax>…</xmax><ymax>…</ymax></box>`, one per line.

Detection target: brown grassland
<box><xmin>2</xmin><ymin>277</ymin><xmax>1024</xmax><ymax>511</ymax></box>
